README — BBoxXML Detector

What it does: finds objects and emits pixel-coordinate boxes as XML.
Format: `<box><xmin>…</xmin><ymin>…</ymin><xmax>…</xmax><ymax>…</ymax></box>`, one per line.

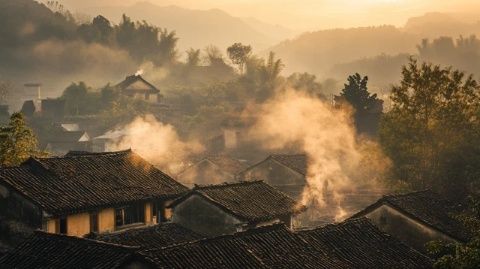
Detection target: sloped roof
<box><xmin>0</xmin><ymin>150</ymin><xmax>188</xmax><ymax>216</ymax></box>
<box><xmin>0</xmin><ymin>231</ymin><xmax>152</xmax><ymax>269</ymax></box>
<box><xmin>170</xmin><ymin>181</ymin><xmax>300</xmax><ymax>222</ymax></box>
<box><xmin>269</xmin><ymin>154</ymin><xmax>307</xmax><ymax>175</ymax></box>
<box><xmin>351</xmin><ymin>190</ymin><xmax>469</xmax><ymax>241</ymax></box>
<box><xmin>204</xmin><ymin>155</ymin><xmax>249</xmax><ymax>175</ymax></box>
<box><xmin>143</xmin><ymin>221</ymin><xmax>431</xmax><ymax>269</ymax></box>
<box><xmin>48</xmin><ymin>130</ymin><xmax>89</xmax><ymax>143</ymax></box>
<box><xmin>298</xmin><ymin>218</ymin><xmax>432</xmax><ymax>268</ymax></box>
<box><xmin>92</xmin><ymin>223</ymin><xmax>202</xmax><ymax>249</ymax></box>
<box><xmin>142</xmin><ymin>224</ymin><xmax>346</xmax><ymax>269</ymax></box>
<box><xmin>115</xmin><ymin>75</ymin><xmax>159</xmax><ymax>94</ymax></box>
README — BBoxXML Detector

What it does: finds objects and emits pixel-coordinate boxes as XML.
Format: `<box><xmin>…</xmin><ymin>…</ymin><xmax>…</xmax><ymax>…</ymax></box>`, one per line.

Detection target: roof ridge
<box><xmin>33</xmin><ymin>230</ymin><xmax>140</xmax><ymax>250</ymax></box>
<box><xmin>193</xmin><ymin>180</ymin><xmax>264</xmax><ymax>190</ymax></box>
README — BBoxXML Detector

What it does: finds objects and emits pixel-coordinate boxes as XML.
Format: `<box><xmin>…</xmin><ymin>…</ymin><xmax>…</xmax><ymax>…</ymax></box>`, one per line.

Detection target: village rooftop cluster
<box><xmin>0</xmin><ymin>148</ymin><xmax>471</xmax><ymax>268</ymax></box>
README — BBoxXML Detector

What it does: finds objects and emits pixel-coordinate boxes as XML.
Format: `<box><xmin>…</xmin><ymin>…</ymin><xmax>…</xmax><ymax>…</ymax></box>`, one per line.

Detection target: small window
<box><xmin>90</xmin><ymin>212</ymin><xmax>98</xmax><ymax>233</ymax></box>
<box><xmin>59</xmin><ymin>217</ymin><xmax>67</xmax><ymax>234</ymax></box>
<box><xmin>115</xmin><ymin>208</ymin><xmax>124</xmax><ymax>228</ymax></box>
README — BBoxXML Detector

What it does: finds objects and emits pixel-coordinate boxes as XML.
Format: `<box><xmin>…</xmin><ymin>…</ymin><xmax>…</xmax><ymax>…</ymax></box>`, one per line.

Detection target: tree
<box><xmin>185</xmin><ymin>48</ymin><xmax>201</xmax><ymax>67</ymax></box>
<box><xmin>0</xmin><ymin>113</ymin><xmax>40</xmax><ymax>166</ymax></box>
<box><xmin>227</xmin><ymin>43</ymin><xmax>252</xmax><ymax>74</ymax></box>
<box><xmin>379</xmin><ymin>59</ymin><xmax>480</xmax><ymax>199</ymax></box>
<box><xmin>62</xmin><ymin>82</ymin><xmax>88</xmax><ymax>115</ymax></box>
<box><xmin>287</xmin><ymin>72</ymin><xmax>323</xmax><ymax>97</ymax></box>
<box><xmin>427</xmin><ymin>197</ymin><xmax>480</xmax><ymax>268</ymax></box>
<box><xmin>204</xmin><ymin>45</ymin><xmax>226</xmax><ymax>67</ymax></box>
<box><xmin>339</xmin><ymin>73</ymin><xmax>383</xmax><ymax>135</ymax></box>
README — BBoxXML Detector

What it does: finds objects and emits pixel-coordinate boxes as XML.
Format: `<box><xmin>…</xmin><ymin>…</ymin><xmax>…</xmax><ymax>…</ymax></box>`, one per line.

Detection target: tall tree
<box><xmin>185</xmin><ymin>48</ymin><xmax>201</xmax><ymax>67</ymax></box>
<box><xmin>0</xmin><ymin>113</ymin><xmax>40</xmax><ymax>166</ymax></box>
<box><xmin>380</xmin><ymin>59</ymin><xmax>480</xmax><ymax>199</ymax></box>
<box><xmin>227</xmin><ymin>43</ymin><xmax>252</xmax><ymax>74</ymax></box>
<box><xmin>339</xmin><ymin>73</ymin><xmax>383</xmax><ymax>135</ymax></box>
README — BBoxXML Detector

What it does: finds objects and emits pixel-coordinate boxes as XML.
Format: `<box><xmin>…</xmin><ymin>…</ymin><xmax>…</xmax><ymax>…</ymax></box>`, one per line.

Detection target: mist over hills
<box><xmin>268</xmin><ymin>12</ymin><xmax>480</xmax><ymax>90</ymax></box>
<box><xmin>79</xmin><ymin>1</ymin><xmax>296</xmax><ymax>52</ymax></box>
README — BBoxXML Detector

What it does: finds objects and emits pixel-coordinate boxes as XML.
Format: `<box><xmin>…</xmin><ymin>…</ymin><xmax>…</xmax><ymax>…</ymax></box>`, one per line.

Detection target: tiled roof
<box><xmin>143</xmin><ymin>221</ymin><xmax>431</xmax><ymax>269</ymax></box>
<box><xmin>0</xmin><ymin>150</ymin><xmax>188</xmax><ymax>216</ymax></box>
<box><xmin>298</xmin><ymin>218</ymin><xmax>432</xmax><ymax>268</ymax></box>
<box><xmin>115</xmin><ymin>75</ymin><xmax>159</xmax><ymax>93</ymax></box>
<box><xmin>203</xmin><ymin>155</ymin><xmax>249</xmax><ymax>175</ymax></box>
<box><xmin>171</xmin><ymin>181</ymin><xmax>300</xmax><ymax>222</ymax></box>
<box><xmin>142</xmin><ymin>224</ymin><xmax>345</xmax><ymax>269</ymax></box>
<box><xmin>0</xmin><ymin>231</ymin><xmax>151</xmax><ymax>269</ymax></box>
<box><xmin>91</xmin><ymin>223</ymin><xmax>202</xmax><ymax>249</ymax></box>
<box><xmin>270</xmin><ymin>154</ymin><xmax>307</xmax><ymax>175</ymax></box>
<box><xmin>143</xmin><ymin>235</ymin><xmax>267</xmax><ymax>269</ymax></box>
<box><xmin>351</xmin><ymin>190</ymin><xmax>469</xmax><ymax>241</ymax></box>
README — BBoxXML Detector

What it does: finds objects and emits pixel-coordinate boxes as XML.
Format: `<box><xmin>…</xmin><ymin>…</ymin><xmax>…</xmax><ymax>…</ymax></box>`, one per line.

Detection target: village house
<box><xmin>0</xmin><ymin>231</ymin><xmax>156</xmax><ymax>269</ymax></box>
<box><xmin>44</xmin><ymin>124</ymin><xmax>91</xmax><ymax>156</ymax></box>
<box><xmin>0</xmin><ymin>150</ymin><xmax>188</xmax><ymax>239</ymax></box>
<box><xmin>176</xmin><ymin>155</ymin><xmax>249</xmax><ymax>187</ymax></box>
<box><xmin>170</xmin><ymin>181</ymin><xmax>301</xmax><ymax>236</ymax></box>
<box><xmin>115</xmin><ymin>74</ymin><xmax>163</xmax><ymax>104</ymax></box>
<box><xmin>20</xmin><ymin>98</ymin><xmax>65</xmax><ymax>119</ymax></box>
<box><xmin>238</xmin><ymin>154</ymin><xmax>307</xmax><ymax>199</ymax></box>
<box><xmin>351</xmin><ymin>190</ymin><xmax>470</xmax><ymax>252</ymax></box>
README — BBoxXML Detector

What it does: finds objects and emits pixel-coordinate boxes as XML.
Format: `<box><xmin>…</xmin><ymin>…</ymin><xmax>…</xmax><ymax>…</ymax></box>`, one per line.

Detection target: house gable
<box><xmin>361</xmin><ymin>203</ymin><xmax>458</xmax><ymax>252</ymax></box>
<box><xmin>172</xmin><ymin>194</ymin><xmax>243</xmax><ymax>236</ymax></box>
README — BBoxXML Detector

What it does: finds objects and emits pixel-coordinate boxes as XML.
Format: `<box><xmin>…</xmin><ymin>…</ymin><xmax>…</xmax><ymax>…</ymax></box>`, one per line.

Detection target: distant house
<box><xmin>20</xmin><ymin>98</ymin><xmax>65</xmax><ymax>119</ymax></box>
<box><xmin>351</xmin><ymin>190</ymin><xmax>470</xmax><ymax>252</ymax></box>
<box><xmin>0</xmin><ymin>231</ymin><xmax>155</xmax><ymax>269</ymax></box>
<box><xmin>91</xmin><ymin>223</ymin><xmax>202</xmax><ymax>249</ymax></box>
<box><xmin>0</xmin><ymin>150</ymin><xmax>187</xmax><ymax>238</ymax></box>
<box><xmin>170</xmin><ymin>181</ymin><xmax>301</xmax><ymax>236</ymax></box>
<box><xmin>115</xmin><ymin>74</ymin><xmax>162</xmax><ymax>104</ymax></box>
<box><xmin>142</xmin><ymin>219</ymin><xmax>432</xmax><ymax>269</ymax></box>
<box><xmin>92</xmin><ymin>129</ymin><xmax>126</xmax><ymax>152</ymax></box>
<box><xmin>238</xmin><ymin>154</ymin><xmax>307</xmax><ymax>199</ymax></box>
<box><xmin>176</xmin><ymin>155</ymin><xmax>249</xmax><ymax>187</ymax></box>
<box><xmin>44</xmin><ymin>129</ymin><xmax>91</xmax><ymax>156</ymax></box>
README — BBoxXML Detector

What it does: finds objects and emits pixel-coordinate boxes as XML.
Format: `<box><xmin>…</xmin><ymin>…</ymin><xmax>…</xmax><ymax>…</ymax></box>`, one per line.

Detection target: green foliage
<box><xmin>380</xmin><ymin>59</ymin><xmax>480</xmax><ymax>198</ymax></box>
<box><xmin>227</xmin><ymin>43</ymin><xmax>252</xmax><ymax>73</ymax></box>
<box><xmin>340</xmin><ymin>73</ymin><xmax>382</xmax><ymax>114</ymax></box>
<box><xmin>427</xmin><ymin>198</ymin><xmax>480</xmax><ymax>269</ymax></box>
<box><xmin>339</xmin><ymin>73</ymin><xmax>383</xmax><ymax>136</ymax></box>
<box><xmin>0</xmin><ymin>113</ymin><xmax>41</xmax><ymax>166</ymax></box>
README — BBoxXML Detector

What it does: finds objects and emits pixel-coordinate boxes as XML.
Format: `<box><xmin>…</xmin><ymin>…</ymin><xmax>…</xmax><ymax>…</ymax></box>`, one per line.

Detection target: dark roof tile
<box><xmin>171</xmin><ymin>181</ymin><xmax>300</xmax><ymax>222</ymax></box>
<box><xmin>0</xmin><ymin>150</ymin><xmax>188</xmax><ymax>216</ymax></box>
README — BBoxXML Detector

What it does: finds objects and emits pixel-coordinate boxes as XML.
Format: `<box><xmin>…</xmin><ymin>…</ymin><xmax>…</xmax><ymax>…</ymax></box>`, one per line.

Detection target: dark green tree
<box><xmin>227</xmin><ymin>43</ymin><xmax>252</xmax><ymax>74</ymax></box>
<box><xmin>379</xmin><ymin>59</ymin><xmax>480</xmax><ymax>198</ymax></box>
<box><xmin>0</xmin><ymin>113</ymin><xmax>41</xmax><ymax>166</ymax></box>
<box><xmin>339</xmin><ymin>73</ymin><xmax>383</xmax><ymax>135</ymax></box>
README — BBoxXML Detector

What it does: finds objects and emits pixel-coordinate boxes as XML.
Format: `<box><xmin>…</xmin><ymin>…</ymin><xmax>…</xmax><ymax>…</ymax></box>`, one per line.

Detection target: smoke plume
<box><xmin>106</xmin><ymin>114</ymin><xmax>204</xmax><ymax>174</ymax></box>
<box><xmin>246</xmin><ymin>89</ymin><xmax>390</xmax><ymax>222</ymax></box>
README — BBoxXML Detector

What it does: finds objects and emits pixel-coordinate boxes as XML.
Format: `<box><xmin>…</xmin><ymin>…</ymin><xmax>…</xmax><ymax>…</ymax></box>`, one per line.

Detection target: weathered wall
<box><xmin>172</xmin><ymin>195</ymin><xmax>242</xmax><ymax>236</ymax></box>
<box><xmin>145</xmin><ymin>202</ymin><xmax>153</xmax><ymax>224</ymax></box>
<box><xmin>241</xmin><ymin>159</ymin><xmax>305</xmax><ymax>199</ymax></box>
<box><xmin>365</xmin><ymin>204</ymin><xmax>458</xmax><ymax>252</ymax></box>
<box><xmin>46</xmin><ymin>219</ymin><xmax>57</xmax><ymax>233</ymax></box>
<box><xmin>67</xmin><ymin>212</ymin><xmax>90</xmax><ymax>237</ymax></box>
<box><xmin>98</xmin><ymin>208</ymin><xmax>115</xmax><ymax>233</ymax></box>
<box><xmin>0</xmin><ymin>183</ymin><xmax>43</xmax><ymax>227</ymax></box>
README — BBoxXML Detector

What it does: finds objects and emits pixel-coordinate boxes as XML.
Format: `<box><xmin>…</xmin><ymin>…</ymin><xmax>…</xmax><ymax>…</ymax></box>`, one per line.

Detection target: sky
<box><xmin>59</xmin><ymin>0</ymin><xmax>480</xmax><ymax>30</ymax></box>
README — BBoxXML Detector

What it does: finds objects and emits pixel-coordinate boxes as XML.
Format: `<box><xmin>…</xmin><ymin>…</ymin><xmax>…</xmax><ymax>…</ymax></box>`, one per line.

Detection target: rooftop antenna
<box><xmin>24</xmin><ymin>83</ymin><xmax>42</xmax><ymax>100</ymax></box>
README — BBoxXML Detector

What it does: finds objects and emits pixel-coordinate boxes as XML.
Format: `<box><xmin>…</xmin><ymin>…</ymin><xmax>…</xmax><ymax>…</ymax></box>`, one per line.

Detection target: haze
<box><xmin>60</xmin><ymin>0</ymin><xmax>480</xmax><ymax>30</ymax></box>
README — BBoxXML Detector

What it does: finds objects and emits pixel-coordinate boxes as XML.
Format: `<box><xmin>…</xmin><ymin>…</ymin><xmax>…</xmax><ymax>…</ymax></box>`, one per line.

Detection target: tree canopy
<box><xmin>380</xmin><ymin>59</ymin><xmax>480</xmax><ymax>199</ymax></box>
<box><xmin>0</xmin><ymin>113</ymin><xmax>41</xmax><ymax>166</ymax></box>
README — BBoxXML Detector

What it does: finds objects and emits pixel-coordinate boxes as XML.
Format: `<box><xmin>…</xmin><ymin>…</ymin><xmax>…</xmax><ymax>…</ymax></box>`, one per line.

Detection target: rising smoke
<box><xmin>106</xmin><ymin>114</ymin><xmax>204</xmax><ymax>175</ymax></box>
<box><xmin>246</xmin><ymin>89</ymin><xmax>390</xmax><ymax>222</ymax></box>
